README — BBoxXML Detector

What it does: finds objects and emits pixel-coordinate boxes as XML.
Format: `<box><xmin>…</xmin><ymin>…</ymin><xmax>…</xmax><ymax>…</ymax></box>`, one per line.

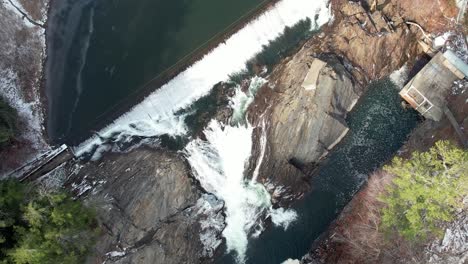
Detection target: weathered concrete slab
<box><xmin>399</xmin><ymin>52</ymin><xmax>467</xmax><ymax>121</ymax></box>
<box><xmin>302</xmin><ymin>59</ymin><xmax>327</xmax><ymax>91</ymax></box>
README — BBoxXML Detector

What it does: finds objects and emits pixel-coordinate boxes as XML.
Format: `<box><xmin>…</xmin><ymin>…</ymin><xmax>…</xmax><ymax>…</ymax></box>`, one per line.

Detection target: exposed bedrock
<box><xmin>247</xmin><ymin>52</ymin><xmax>363</xmax><ymax>203</ymax></box>
<box><xmin>244</xmin><ymin>0</ymin><xmax>430</xmax><ymax>203</ymax></box>
<box><xmin>67</xmin><ymin>149</ymin><xmax>224</xmax><ymax>264</ymax></box>
<box><xmin>310</xmin><ymin>0</ymin><xmax>421</xmax><ymax>81</ymax></box>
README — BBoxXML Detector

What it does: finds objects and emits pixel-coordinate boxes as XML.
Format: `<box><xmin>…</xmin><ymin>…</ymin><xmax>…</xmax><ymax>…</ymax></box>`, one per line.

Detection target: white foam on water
<box><xmin>251</xmin><ymin>119</ymin><xmax>267</xmax><ymax>183</ymax></box>
<box><xmin>75</xmin><ymin>0</ymin><xmax>332</xmax><ymax>158</ymax></box>
<box><xmin>184</xmin><ymin>120</ymin><xmax>297</xmax><ymax>263</ymax></box>
<box><xmin>230</xmin><ymin>76</ymin><xmax>267</xmax><ymax>124</ymax></box>
<box><xmin>269</xmin><ymin>207</ymin><xmax>298</xmax><ymax>230</ymax></box>
<box><xmin>281</xmin><ymin>259</ymin><xmax>301</xmax><ymax>264</ymax></box>
<box><xmin>389</xmin><ymin>64</ymin><xmax>408</xmax><ymax>89</ymax></box>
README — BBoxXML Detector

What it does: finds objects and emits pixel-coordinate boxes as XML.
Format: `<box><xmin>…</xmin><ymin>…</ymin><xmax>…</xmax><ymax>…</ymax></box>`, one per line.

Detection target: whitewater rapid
<box><xmin>75</xmin><ymin>0</ymin><xmax>332</xmax><ymax>160</ymax></box>
<box><xmin>184</xmin><ymin>120</ymin><xmax>297</xmax><ymax>263</ymax></box>
<box><xmin>230</xmin><ymin>76</ymin><xmax>267</xmax><ymax>125</ymax></box>
<box><xmin>183</xmin><ymin>73</ymin><xmax>296</xmax><ymax>262</ymax></box>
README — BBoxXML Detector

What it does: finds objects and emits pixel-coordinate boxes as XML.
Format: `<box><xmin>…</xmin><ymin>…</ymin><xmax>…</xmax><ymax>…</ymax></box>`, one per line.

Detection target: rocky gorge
<box><xmin>65</xmin><ymin>149</ymin><xmax>225</xmax><ymax>263</ymax></box>
<box><xmin>0</xmin><ymin>0</ymin><xmax>466</xmax><ymax>264</ymax></box>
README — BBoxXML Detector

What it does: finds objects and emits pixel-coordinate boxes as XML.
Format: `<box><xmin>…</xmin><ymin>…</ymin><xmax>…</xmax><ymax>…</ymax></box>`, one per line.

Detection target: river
<box><xmin>217</xmin><ymin>79</ymin><xmax>419</xmax><ymax>263</ymax></box>
<box><xmin>45</xmin><ymin>0</ymin><xmax>419</xmax><ymax>263</ymax></box>
<box><xmin>45</xmin><ymin>0</ymin><xmax>267</xmax><ymax>143</ymax></box>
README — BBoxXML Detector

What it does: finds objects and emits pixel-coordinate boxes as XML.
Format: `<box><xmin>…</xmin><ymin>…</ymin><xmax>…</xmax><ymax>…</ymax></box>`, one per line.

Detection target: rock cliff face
<box><xmin>297</xmin><ymin>1</ymin><xmax>466</xmax><ymax>263</ymax></box>
<box><xmin>247</xmin><ymin>53</ymin><xmax>363</xmax><ymax>202</ymax></box>
<box><xmin>304</xmin><ymin>89</ymin><xmax>468</xmax><ymax>264</ymax></box>
<box><xmin>244</xmin><ymin>0</ymin><xmax>434</xmax><ymax>203</ymax></box>
<box><xmin>67</xmin><ymin>149</ymin><xmax>224</xmax><ymax>264</ymax></box>
<box><xmin>310</xmin><ymin>1</ymin><xmax>420</xmax><ymax>81</ymax></box>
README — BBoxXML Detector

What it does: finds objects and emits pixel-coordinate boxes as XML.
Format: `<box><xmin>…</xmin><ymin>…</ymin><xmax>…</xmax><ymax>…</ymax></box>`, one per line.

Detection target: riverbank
<box><xmin>63</xmin><ymin>0</ymin><xmax>450</xmax><ymax>262</ymax></box>
<box><xmin>0</xmin><ymin>0</ymin><xmax>50</xmax><ymax>176</ymax></box>
<box><xmin>236</xmin><ymin>0</ymin><xmax>466</xmax><ymax>262</ymax></box>
<box><xmin>298</xmin><ymin>0</ymin><xmax>468</xmax><ymax>262</ymax></box>
<box><xmin>306</xmin><ymin>80</ymin><xmax>467</xmax><ymax>264</ymax></box>
<box><xmin>243</xmin><ymin>0</ymin><xmax>426</xmax><ymax>205</ymax></box>
<box><xmin>3</xmin><ymin>0</ymin><xmax>465</xmax><ymax>263</ymax></box>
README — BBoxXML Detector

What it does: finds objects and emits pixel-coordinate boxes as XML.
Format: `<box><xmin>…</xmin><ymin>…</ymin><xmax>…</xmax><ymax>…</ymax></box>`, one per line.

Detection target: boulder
<box><xmin>67</xmin><ymin>149</ymin><xmax>224</xmax><ymax>264</ymax></box>
<box><xmin>308</xmin><ymin>1</ymin><xmax>420</xmax><ymax>81</ymax></box>
<box><xmin>247</xmin><ymin>52</ymin><xmax>362</xmax><ymax>202</ymax></box>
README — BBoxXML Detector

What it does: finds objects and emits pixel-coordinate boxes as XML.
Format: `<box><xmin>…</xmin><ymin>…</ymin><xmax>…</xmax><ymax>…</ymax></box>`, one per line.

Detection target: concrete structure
<box><xmin>399</xmin><ymin>51</ymin><xmax>468</xmax><ymax>121</ymax></box>
<box><xmin>302</xmin><ymin>59</ymin><xmax>327</xmax><ymax>90</ymax></box>
<box><xmin>6</xmin><ymin>144</ymin><xmax>74</xmax><ymax>181</ymax></box>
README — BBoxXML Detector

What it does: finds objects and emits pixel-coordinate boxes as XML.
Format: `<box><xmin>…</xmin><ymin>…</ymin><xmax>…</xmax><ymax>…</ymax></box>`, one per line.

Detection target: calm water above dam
<box><xmin>46</xmin><ymin>0</ymin><xmax>266</xmax><ymax>143</ymax></box>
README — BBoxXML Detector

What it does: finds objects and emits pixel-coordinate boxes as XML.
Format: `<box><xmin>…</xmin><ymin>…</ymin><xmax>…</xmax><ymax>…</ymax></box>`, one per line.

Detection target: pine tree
<box><xmin>0</xmin><ymin>180</ymin><xmax>97</xmax><ymax>264</ymax></box>
<box><xmin>380</xmin><ymin>141</ymin><xmax>468</xmax><ymax>241</ymax></box>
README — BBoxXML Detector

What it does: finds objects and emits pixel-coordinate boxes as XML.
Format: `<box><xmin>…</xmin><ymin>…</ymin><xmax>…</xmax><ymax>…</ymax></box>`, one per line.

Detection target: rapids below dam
<box><xmin>217</xmin><ymin>79</ymin><xmax>419</xmax><ymax>263</ymax></box>
<box><xmin>44</xmin><ymin>0</ymin><xmax>420</xmax><ymax>263</ymax></box>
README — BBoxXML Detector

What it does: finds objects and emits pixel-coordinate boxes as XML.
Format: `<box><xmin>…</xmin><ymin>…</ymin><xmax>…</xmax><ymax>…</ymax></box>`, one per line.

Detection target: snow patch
<box><xmin>105</xmin><ymin>250</ymin><xmax>127</xmax><ymax>258</ymax></box>
<box><xmin>389</xmin><ymin>64</ymin><xmax>408</xmax><ymax>89</ymax></box>
<box><xmin>456</xmin><ymin>0</ymin><xmax>467</xmax><ymax>23</ymax></box>
<box><xmin>36</xmin><ymin>163</ymin><xmax>68</xmax><ymax>189</ymax></box>
<box><xmin>195</xmin><ymin>194</ymin><xmax>226</xmax><ymax>258</ymax></box>
<box><xmin>0</xmin><ymin>68</ymin><xmax>47</xmax><ymax>151</ymax></box>
<box><xmin>427</xmin><ymin>198</ymin><xmax>468</xmax><ymax>263</ymax></box>
<box><xmin>2</xmin><ymin>0</ymin><xmax>37</xmax><ymax>28</ymax></box>
<box><xmin>433</xmin><ymin>32</ymin><xmax>452</xmax><ymax>49</ymax></box>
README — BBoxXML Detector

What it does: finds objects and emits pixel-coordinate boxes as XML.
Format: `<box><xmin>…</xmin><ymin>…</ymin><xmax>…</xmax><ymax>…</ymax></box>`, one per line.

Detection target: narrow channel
<box><xmin>218</xmin><ymin>79</ymin><xmax>419</xmax><ymax>263</ymax></box>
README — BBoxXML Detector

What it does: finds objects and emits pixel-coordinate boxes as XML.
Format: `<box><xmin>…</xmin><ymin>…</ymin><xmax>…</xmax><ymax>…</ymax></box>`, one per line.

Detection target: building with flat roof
<box><xmin>399</xmin><ymin>51</ymin><xmax>468</xmax><ymax>121</ymax></box>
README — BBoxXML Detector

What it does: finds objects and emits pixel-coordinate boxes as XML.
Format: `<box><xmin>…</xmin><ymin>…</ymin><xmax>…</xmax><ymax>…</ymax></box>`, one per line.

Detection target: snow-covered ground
<box><xmin>0</xmin><ymin>1</ymin><xmax>49</xmax><ymax>176</ymax></box>
<box><xmin>427</xmin><ymin>198</ymin><xmax>468</xmax><ymax>264</ymax></box>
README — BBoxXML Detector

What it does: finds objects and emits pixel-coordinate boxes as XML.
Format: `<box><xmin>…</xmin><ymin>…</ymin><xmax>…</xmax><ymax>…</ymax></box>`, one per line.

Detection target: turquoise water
<box><xmin>45</xmin><ymin>2</ymin><xmax>420</xmax><ymax>262</ymax></box>
<box><xmin>218</xmin><ymin>79</ymin><xmax>419</xmax><ymax>263</ymax></box>
<box><xmin>46</xmin><ymin>0</ymin><xmax>266</xmax><ymax>143</ymax></box>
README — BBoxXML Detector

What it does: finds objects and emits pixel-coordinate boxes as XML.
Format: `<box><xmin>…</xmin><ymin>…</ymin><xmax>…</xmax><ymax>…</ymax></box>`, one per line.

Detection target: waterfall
<box><xmin>74</xmin><ymin>0</ymin><xmax>332</xmax><ymax>160</ymax></box>
<box><xmin>230</xmin><ymin>76</ymin><xmax>267</xmax><ymax>125</ymax></box>
<box><xmin>184</xmin><ymin>120</ymin><xmax>297</xmax><ymax>263</ymax></box>
<box><xmin>252</xmin><ymin>119</ymin><xmax>267</xmax><ymax>183</ymax></box>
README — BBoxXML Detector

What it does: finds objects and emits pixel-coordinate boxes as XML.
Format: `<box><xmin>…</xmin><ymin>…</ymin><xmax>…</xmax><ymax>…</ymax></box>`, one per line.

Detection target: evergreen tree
<box><xmin>380</xmin><ymin>141</ymin><xmax>468</xmax><ymax>241</ymax></box>
<box><xmin>0</xmin><ymin>180</ymin><xmax>97</xmax><ymax>264</ymax></box>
